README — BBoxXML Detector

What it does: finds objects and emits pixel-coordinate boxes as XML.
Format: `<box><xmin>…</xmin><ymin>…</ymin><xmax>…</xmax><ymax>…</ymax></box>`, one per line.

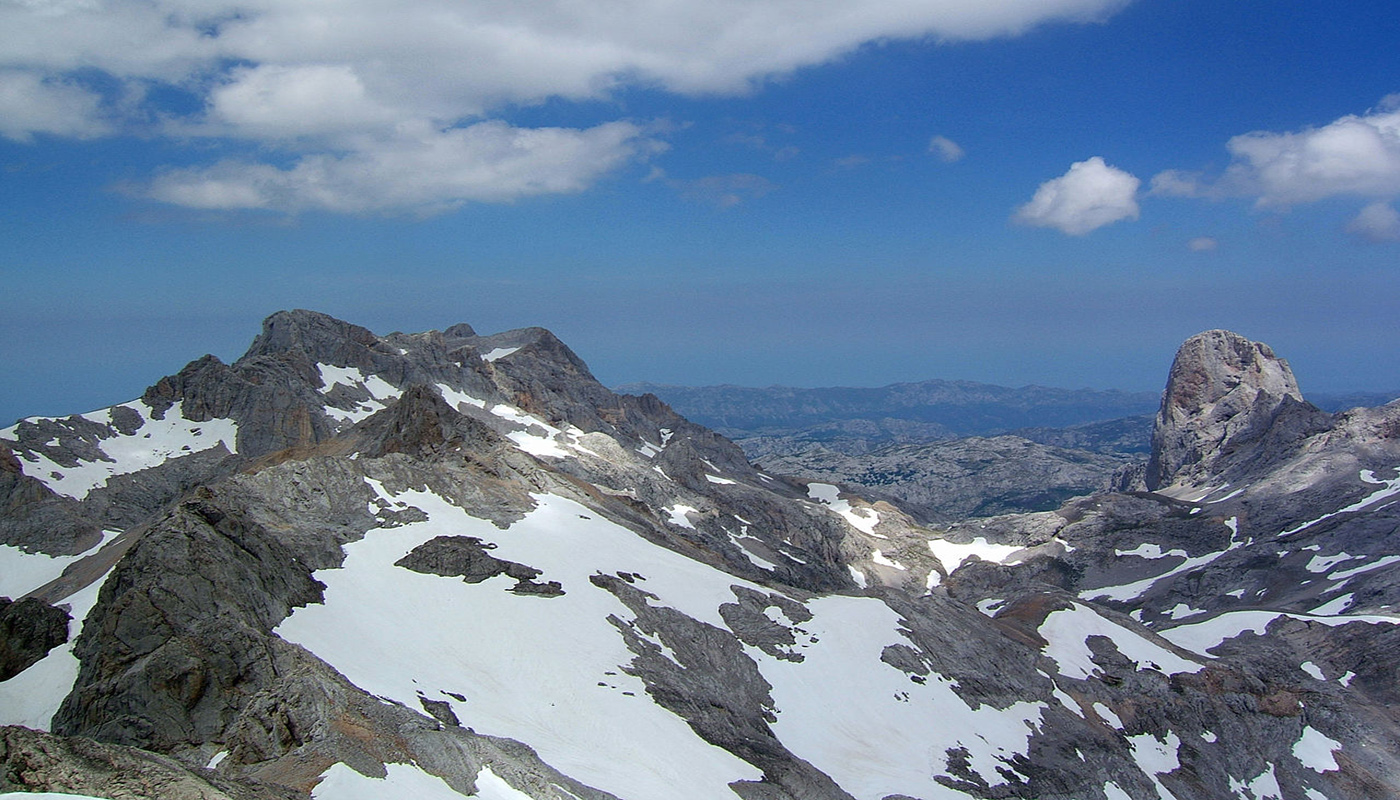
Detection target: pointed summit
<box><xmin>1146</xmin><ymin>329</ymin><xmax>1324</xmax><ymax>490</ymax></box>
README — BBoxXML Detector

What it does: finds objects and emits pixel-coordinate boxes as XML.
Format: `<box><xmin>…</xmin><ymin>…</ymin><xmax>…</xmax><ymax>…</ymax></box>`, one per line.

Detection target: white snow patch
<box><xmin>806</xmin><ymin>483</ymin><xmax>881</xmax><ymax>535</ymax></box>
<box><xmin>1307</xmin><ymin>552</ymin><xmax>1356</xmax><ymax>573</ymax></box>
<box><xmin>313</xmin><ymin>761</ymin><xmax>528</xmax><ymax>800</ymax></box>
<box><xmin>1300</xmin><ymin>661</ymin><xmax>1326</xmax><ymax>681</ymax></box>
<box><xmin>705</xmin><ymin>475</ymin><xmax>737</xmax><ymax>485</ymax></box>
<box><xmin>1310</xmin><ymin>594</ymin><xmax>1354</xmax><ymax>615</ymax></box>
<box><xmin>1103</xmin><ymin>783</ymin><xmax>1133</xmax><ymax>800</ymax></box>
<box><xmin>435</xmin><ymin>383</ymin><xmax>487</xmax><ymax>411</ymax></box>
<box><xmin>665</xmin><ymin>504</ymin><xmax>697</xmax><ymax>530</ymax></box>
<box><xmin>870</xmin><ymin>550</ymin><xmax>907</xmax><ymax>571</ymax></box>
<box><xmin>207</xmin><ymin>750</ymin><xmax>228</xmax><ymax>769</ymax></box>
<box><xmin>976</xmin><ymin>598</ymin><xmax>1004</xmax><ymax>617</ymax></box>
<box><xmin>1226</xmin><ymin>589</ymin><xmax>1246</xmax><ymax>599</ymax></box>
<box><xmin>1161</xmin><ymin>609</ymin><xmax>1400</xmax><ymax>655</ymax></box>
<box><xmin>9</xmin><ymin>401</ymin><xmax>237</xmax><ymax>500</ymax></box>
<box><xmin>848</xmin><ymin>566</ymin><xmax>868</xmax><ymax>589</ymax></box>
<box><xmin>1093</xmin><ymin>702</ymin><xmax>1122</xmax><ymax>729</ymax></box>
<box><xmin>927</xmin><ymin>537</ymin><xmax>1024</xmax><ymax>574</ymax></box>
<box><xmin>1115</xmin><ymin>543</ymin><xmax>1188</xmax><ymax>560</ymax></box>
<box><xmin>1239</xmin><ymin>765</ymin><xmax>1283</xmax><ymax>800</ymax></box>
<box><xmin>1293</xmin><ymin>726</ymin><xmax>1342</xmax><ymax>773</ymax></box>
<box><xmin>1165</xmin><ymin>603</ymin><xmax>1205</xmax><ymax>621</ymax></box>
<box><xmin>1039</xmin><ymin>603</ymin><xmax>1202</xmax><ymax>680</ymax></box>
<box><xmin>1128</xmin><ymin>731</ymin><xmax>1182</xmax><ymax>799</ymax></box>
<box><xmin>1201</xmin><ymin>730</ymin><xmax>1217</xmax><ymax>743</ymax></box>
<box><xmin>1340</xmin><ymin>670</ymin><xmax>1356</xmax><ymax>687</ymax></box>
<box><xmin>1329</xmin><ymin>555</ymin><xmax>1400</xmax><ymax>581</ymax></box>
<box><xmin>0</xmin><ymin>572</ymin><xmax>110</xmax><ymax>730</ymax></box>
<box><xmin>482</xmin><ymin>346</ymin><xmax>520</xmax><ymax>362</ymax></box>
<box><xmin>0</xmin><ymin>530</ymin><xmax>116</xmax><ymax>600</ymax></box>
<box><xmin>1280</xmin><ymin>468</ymin><xmax>1400</xmax><ymax>538</ymax></box>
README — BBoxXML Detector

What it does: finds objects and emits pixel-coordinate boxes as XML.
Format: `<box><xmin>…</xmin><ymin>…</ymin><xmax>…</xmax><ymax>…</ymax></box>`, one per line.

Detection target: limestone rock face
<box><xmin>1146</xmin><ymin>329</ymin><xmax>1328</xmax><ymax>490</ymax></box>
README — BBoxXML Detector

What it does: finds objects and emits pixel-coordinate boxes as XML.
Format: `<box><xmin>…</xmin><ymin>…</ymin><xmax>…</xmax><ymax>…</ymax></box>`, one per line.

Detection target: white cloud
<box><xmin>929</xmin><ymin>135</ymin><xmax>965</xmax><ymax>163</ymax></box>
<box><xmin>0</xmin><ymin>70</ymin><xmax>108</xmax><ymax>141</ymax></box>
<box><xmin>1346</xmin><ymin>202</ymin><xmax>1400</xmax><ymax>243</ymax></box>
<box><xmin>144</xmin><ymin>120</ymin><xmax>652</xmax><ymax>213</ymax></box>
<box><xmin>1014</xmin><ymin>156</ymin><xmax>1141</xmax><ymax>235</ymax></box>
<box><xmin>0</xmin><ymin>0</ymin><xmax>1131</xmax><ymax>211</ymax></box>
<box><xmin>1187</xmin><ymin>236</ymin><xmax>1218</xmax><ymax>252</ymax></box>
<box><xmin>1154</xmin><ymin>97</ymin><xmax>1400</xmax><ymax>208</ymax></box>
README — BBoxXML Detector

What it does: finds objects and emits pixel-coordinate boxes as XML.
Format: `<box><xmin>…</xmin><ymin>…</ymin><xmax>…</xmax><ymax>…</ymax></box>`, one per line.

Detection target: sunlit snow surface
<box><xmin>1039</xmin><ymin>603</ymin><xmax>1202</xmax><ymax>679</ymax></box>
<box><xmin>806</xmin><ymin>483</ymin><xmax>881</xmax><ymax>535</ymax></box>
<box><xmin>0</xmin><ymin>572</ymin><xmax>111</xmax><ymax>730</ymax></box>
<box><xmin>1</xmin><ymin>401</ymin><xmax>237</xmax><ymax>500</ymax></box>
<box><xmin>277</xmin><ymin>485</ymin><xmax>1047</xmax><ymax>800</ymax></box>
<box><xmin>0</xmin><ymin>530</ymin><xmax>116</xmax><ymax>599</ymax></box>
<box><xmin>313</xmin><ymin>763</ymin><xmax>532</xmax><ymax>800</ymax></box>
<box><xmin>318</xmin><ymin>364</ymin><xmax>404</xmax><ymax>424</ymax></box>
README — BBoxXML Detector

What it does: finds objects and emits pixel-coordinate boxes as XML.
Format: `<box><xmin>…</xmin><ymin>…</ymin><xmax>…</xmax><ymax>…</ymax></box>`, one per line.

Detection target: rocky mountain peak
<box><xmin>1146</xmin><ymin>329</ymin><xmax>1319</xmax><ymax>490</ymax></box>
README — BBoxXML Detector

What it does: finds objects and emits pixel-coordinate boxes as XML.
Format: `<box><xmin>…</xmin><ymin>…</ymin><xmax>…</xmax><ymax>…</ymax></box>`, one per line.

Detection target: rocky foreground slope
<box><xmin>2</xmin><ymin>314</ymin><xmax>1399</xmax><ymax>800</ymax></box>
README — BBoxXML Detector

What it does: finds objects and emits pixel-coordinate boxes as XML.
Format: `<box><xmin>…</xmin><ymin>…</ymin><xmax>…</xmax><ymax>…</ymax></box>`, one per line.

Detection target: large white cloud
<box><xmin>0</xmin><ymin>0</ymin><xmax>1130</xmax><ymax>212</ymax></box>
<box><xmin>0</xmin><ymin>70</ymin><xmax>108</xmax><ymax>141</ymax></box>
<box><xmin>143</xmin><ymin>120</ymin><xmax>651</xmax><ymax>213</ymax></box>
<box><xmin>1014</xmin><ymin>156</ymin><xmax>1141</xmax><ymax>235</ymax></box>
<box><xmin>1152</xmin><ymin>96</ymin><xmax>1400</xmax><ymax>208</ymax></box>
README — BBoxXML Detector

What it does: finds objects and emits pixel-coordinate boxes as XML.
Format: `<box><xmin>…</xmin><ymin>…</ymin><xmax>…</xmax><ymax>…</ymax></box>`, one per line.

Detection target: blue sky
<box><xmin>3</xmin><ymin>0</ymin><xmax>1399</xmax><ymax>424</ymax></box>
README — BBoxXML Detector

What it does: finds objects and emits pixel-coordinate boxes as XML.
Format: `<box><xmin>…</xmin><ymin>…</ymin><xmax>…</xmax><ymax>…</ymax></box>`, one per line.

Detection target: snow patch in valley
<box><xmin>313</xmin><ymin>762</ymin><xmax>530</xmax><ymax>800</ymax></box>
<box><xmin>806</xmin><ymin>483</ymin><xmax>881</xmax><ymax>535</ymax></box>
<box><xmin>435</xmin><ymin>383</ymin><xmax>487</xmax><ymax>411</ymax></box>
<box><xmin>1293</xmin><ymin>726</ymin><xmax>1342</xmax><ymax>773</ymax></box>
<box><xmin>1039</xmin><ymin>603</ymin><xmax>1203</xmax><ymax>680</ymax></box>
<box><xmin>927</xmin><ymin>537</ymin><xmax>1024</xmax><ymax>574</ymax></box>
<box><xmin>1300</xmin><ymin>661</ymin><xmax>1325</xmax><ymax>681</ymax></box>
<box><xmin>4</xmin><ymin>401</ymin><xmax>237</xmax><ymax>500</ymax></box>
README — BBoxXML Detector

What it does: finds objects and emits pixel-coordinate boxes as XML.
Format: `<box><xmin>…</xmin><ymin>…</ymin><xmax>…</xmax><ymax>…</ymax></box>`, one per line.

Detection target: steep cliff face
<box><xmin>3</xmin><ymin>316</ymin><xmax>1399</xmax><ymax>800</ymax></box>
<box><xmin>1146</xmin><ymin>329</ymin><xmax>1333</xmax><ymax>491</ymax></box>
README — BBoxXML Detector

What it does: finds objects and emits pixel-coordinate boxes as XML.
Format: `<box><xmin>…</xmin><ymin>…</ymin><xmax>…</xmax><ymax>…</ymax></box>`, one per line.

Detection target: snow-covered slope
<box><xmin>3</xmin><ymin>313</ymin><xmax>1399</xmax><ymax>800</ymax></box>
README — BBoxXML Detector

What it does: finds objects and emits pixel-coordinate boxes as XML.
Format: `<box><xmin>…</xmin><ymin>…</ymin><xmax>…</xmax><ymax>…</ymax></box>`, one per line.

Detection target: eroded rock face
<box><xmin>1146</xmin><ymin>329</ymin><xmax>1329</xmax><ymax>490</ymax></box>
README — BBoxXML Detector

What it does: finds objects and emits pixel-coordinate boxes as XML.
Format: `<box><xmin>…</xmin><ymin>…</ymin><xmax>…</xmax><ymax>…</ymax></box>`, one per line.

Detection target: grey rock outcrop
<box><xmin>1146</xmin><ymin>329</ymin><xmax>1332</xmax><ymax>491</ymax></box>
<box><xmin>0</xmin><ymin>596</ymin><xmax>69</xmax><ymax>680</ymax></box>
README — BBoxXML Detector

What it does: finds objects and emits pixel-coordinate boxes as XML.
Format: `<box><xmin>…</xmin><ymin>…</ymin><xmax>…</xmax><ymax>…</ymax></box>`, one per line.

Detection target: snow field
<box><xmin>0</xmin><ymin>530</ymin><xmax>116</xmax><ymax>600</ymax></box>
<box><xmin>312</xmin><ymin>763</ymin><xmax>533</xmax><ymax>800</ymax></box>
<box><xmin>927</xmin><ymin>537</ymin><xmax>1024</xmax><ymax>574</ymax></box>
<box><xmin>279</xmin><ymin>483</ymin><xmax>1058</xmax><ymax>800</ymax></box>
<box><xmin>5</xmin><ymin>401</ymin><xmax>237</xmax><ymax>500</ymax></box>
<box><xmin>277</xmin><ymin>488</ymin><xmax>764</xmax><ymax>800</ymax></box>
<box><xmin>0</xmin><ymin>573</ymin><xmax>111</xmax><ymax>730</ymax></box>
<box><xmin>1038</xmin><ymin>603</ymin><xmax>1203</xmax><ymax>680</ymax></box>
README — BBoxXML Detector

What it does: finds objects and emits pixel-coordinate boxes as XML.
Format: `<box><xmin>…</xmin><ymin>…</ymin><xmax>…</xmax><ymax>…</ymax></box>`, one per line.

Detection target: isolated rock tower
<box><xmin>1146</xmin><ymin>329</ymin><xmax>1307</xmax><ymax>490</ymax></box>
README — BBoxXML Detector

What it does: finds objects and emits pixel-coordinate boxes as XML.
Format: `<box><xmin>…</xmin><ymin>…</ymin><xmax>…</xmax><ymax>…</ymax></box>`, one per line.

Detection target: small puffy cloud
<box><xmin>833</xmin><ymin>154</ymin><xmax>872</xmax><ymax>170</ymax></box>
<box><xmin>143</xmin><ymin>120</ymin><xmax>652</xmax><ymax>214</ymax></box>
<box><xmin>0</xmin><ymin>70</ymin><xmax>108</xmax><ymax>141</ymax></box>
<box><xmin>929</xmin><ymin>135</ymin><xmax>964</xmax><ymax>163</ymax></box>
<box><xmin>1346</xmin><ymin>201</ymin><xmax>1400</xmax><ymax>243</ymax></box>
<box><xmin>1187</xmin><ymin>236</ymin><xmax>1218</xmax><ymax>252</ymax></box>
<box><xmin>1014</xmin><ymin>156</ymin><xmax>1141</xmax><ymax>236</ymax></box>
